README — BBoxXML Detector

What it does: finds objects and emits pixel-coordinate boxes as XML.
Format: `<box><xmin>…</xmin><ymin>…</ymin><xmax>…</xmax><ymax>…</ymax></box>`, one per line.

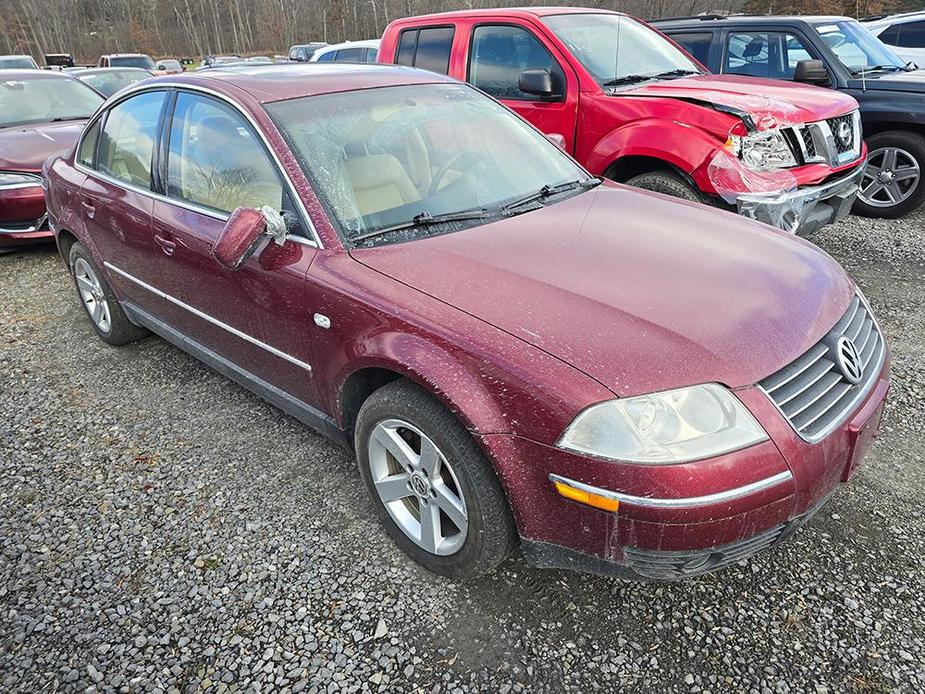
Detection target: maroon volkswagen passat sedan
<box><xmin>44</xmin><ymin>65</ymin><xmax>890</xmax><ymax>580</ymax></box>
<box><xmin>1</xmin><ymin>70</ymin><xmax>103</xmax><ymax>250</ymax></box>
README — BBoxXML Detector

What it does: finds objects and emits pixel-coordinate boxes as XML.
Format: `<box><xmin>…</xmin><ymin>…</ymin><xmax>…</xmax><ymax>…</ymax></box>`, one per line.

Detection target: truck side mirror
<box><xmin>519</xmin><ymin>69</ymin><xmax>561</xmax><ymax>100</ymax></box>
<box><xmin>794</xmin><ymin>60</ymin><xmax>831</xmax><ymax>86</ymax></box>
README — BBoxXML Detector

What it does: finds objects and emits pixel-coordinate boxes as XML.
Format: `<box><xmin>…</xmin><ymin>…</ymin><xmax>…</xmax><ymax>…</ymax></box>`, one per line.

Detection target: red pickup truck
<box><xmin>379</xmin><ymin>8</ymin><xmax>867</xmax><ymax>235</ymax></box>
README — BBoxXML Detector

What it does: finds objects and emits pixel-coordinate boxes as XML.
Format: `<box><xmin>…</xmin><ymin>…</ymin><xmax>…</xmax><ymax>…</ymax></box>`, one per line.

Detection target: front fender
<box><xmin>585</xmin><ymin>118</ymin><xmax>721</xmax><ymax>190</ymax></box>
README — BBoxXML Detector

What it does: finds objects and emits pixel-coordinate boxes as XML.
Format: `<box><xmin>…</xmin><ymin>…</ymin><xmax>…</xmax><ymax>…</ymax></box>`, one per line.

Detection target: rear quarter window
<box><xmin>394</xmin><ymin>26</ymin><xmax>455</xmax><ymax>74</ymax></box>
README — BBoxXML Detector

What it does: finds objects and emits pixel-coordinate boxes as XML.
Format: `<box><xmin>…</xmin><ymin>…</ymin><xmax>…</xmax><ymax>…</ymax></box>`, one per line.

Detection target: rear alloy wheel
<box><xmin>355</xmin><ymin>380</ymin><xmax>516</xmax><ymax>578</ymax></box>
<box><xmin>69</xmin><ymin>242</ymin><xmax>148</xmax><ymax>346</ymax></box>
<box><xmin>854</xmin><ymin>131</ymin><xmax>925</xmax><ymax>218</ymax></box>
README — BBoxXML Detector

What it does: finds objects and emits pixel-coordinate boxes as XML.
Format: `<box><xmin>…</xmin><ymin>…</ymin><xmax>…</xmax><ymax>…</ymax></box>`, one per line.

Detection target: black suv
<box><xmin>654</xmin><ymin>14</ymin><xmax>925</xmax><ymax>219</ymax></box>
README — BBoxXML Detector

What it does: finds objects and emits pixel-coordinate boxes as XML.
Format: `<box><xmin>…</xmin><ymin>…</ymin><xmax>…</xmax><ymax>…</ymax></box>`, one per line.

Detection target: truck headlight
<box><xmin>557</xmin><ymin>384</ymin><xmax>768</xmax><ymax>464</ymax></box>
<box><xmin>726</xmin><ymin>130</ymin><xmax>798</xmax><ymax>171</ymax></box>
<box><xmin>0</xmin><ymin>172</ymin><xmax>42</xmax><ymax>190</ymax></box>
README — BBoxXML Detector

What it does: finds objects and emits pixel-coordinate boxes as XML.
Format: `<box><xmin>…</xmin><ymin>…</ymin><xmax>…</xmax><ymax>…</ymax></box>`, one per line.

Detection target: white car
<box><xmin>310</xmin><ymin>39</ymin><xmax>380</xmax><ymax>64</ymax></box>
<box><xmin>863</xmin><ymin>12</ymin><xmax>925</xmax><ymax>66</ymax></box>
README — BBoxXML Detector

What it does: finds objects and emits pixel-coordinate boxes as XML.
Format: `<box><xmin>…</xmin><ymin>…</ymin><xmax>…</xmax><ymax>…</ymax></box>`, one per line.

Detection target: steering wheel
<box><xmin>428</xmin><ymin>150</ymin><xmax>484</xmax><ymax>197</ymax></box>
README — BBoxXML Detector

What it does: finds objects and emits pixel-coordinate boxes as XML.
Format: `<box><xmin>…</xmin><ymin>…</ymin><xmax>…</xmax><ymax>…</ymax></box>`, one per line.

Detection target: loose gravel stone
<box><xmin>1</xmin><ymin>208</ymin><xmax>923</xmax><ymax>693</ymax></box>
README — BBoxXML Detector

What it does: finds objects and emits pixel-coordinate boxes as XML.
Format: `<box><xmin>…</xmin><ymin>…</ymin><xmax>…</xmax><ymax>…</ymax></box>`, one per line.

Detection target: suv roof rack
<box><xmin>859</xmin><ymin>14</ymin><xmax>888</xmax><ymax>22</ymax></box>
<box><xmin>656</xmin><ymin>14</ymin><xmax>727</xmax><ymax>22</ymax></box>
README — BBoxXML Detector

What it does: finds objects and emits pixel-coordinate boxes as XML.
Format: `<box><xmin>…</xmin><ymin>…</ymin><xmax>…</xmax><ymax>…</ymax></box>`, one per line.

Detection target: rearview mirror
<box><xmin>794</xmin><ymin>60</ymin><xmax>830</xmax><ymax>86</ymax></box>
<box><xmin>157</xmin><ymin>64</ymin><xmax>166</xmax><ymax>71</ymax></box>
<box><xmin>212</xmin><ymin>206</ymin><xmax>288</xmax><ymax>270</ymax></box>
<box><xmin>519</xmin><ymin>69</ymin><xmax>560</xmax><ymax>100</ymax></box>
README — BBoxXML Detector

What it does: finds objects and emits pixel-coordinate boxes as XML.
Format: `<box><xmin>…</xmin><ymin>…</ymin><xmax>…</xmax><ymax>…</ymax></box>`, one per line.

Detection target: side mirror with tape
<box><xmin>211</xmin><ymin>206</ymin><xmax>288</xmax><ymax>270</ymax></box>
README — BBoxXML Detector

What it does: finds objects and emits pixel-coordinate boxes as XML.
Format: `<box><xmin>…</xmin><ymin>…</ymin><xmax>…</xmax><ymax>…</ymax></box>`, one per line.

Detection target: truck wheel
<box><xmin>354</xmin><ymin>379</ymin><xmax>517</xmax><ymax>579</ymax></box>
<box><xmin>854</xmin><ymin>131</ymin><xmax>925</xmax><ymax>219</ymax></box>
<box><xmin>69</xmin><ymin>242</ymin><xmax>148</xmax><ymax>346</ymax></box>
<box><xmin>625</xmin><ymin>171</ymin><xmax>704</xmax><ymax>204</ymax></box>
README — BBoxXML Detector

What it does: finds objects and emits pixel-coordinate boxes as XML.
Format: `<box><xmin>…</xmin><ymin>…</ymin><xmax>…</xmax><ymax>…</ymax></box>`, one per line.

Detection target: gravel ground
<box><xmin>1</xmin><ymin>209</ymin><xmax>924</xmax><ymax>694</ymax></box>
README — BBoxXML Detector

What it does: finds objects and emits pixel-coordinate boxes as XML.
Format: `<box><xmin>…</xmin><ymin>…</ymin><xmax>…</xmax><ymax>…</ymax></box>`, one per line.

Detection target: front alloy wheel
<box><xmin>354</xmin><ymin>379</ymin><xmax>516</xmax><ymax>578</ymax></box>
<box><xmin>859</xmin><ymin>147</ymin><xmax>920</xmax><ymax>208</ymax></box>
<box><xmin>368</xmin><ymin>419</ymin><xmax>468</xmax><ymax>556</ymax></box>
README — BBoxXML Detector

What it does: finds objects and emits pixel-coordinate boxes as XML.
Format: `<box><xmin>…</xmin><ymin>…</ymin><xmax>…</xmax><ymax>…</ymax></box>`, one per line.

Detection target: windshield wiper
<box><xmin>851</xmin><ymin>64</ymin><xmax>904</xmax><ymax>75</ymax></box>
<box><xmin>602</xmin><ymin>69</ymin><xmax>699</xmax><ymax>88</ymax></box>
<box><xmin>49</xmin><ymin>116</ymin><xmax>90</xmax><ymax>122</ymax></box>
<box><xmin>499</xmin><ymin>178</ymin><xmax>601</xmax><ymax>215</ymax></box>
<box><xmin>351</xmin><ymin>207</ymin><xmax>491</xmax><ymax>243</ymax></box>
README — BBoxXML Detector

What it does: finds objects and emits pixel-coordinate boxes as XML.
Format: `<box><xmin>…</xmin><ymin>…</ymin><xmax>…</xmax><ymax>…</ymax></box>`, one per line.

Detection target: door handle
<box><xmin>80</xmin><ymin>199</ymin><xmax>95</xmax><ymax>218</ymax></box>
<box><xmin>154</xmin><ymin>234</ymin><xmax>176</xmax><ymax>256</ymax></box>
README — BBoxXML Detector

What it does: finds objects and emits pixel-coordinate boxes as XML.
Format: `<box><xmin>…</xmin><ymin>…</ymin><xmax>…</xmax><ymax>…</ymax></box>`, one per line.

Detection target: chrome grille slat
<box><xmin>759</xmin><ymin>293</ymin><xmax>884</xmax><ymax>442</ymax></box>
<box><xmin>775</xmin><ymin>359</ymin><xmax>834</xmax><ymax>406</ymax></box>
<box><xmin>785</xmin><ymin>372</ymin><xmax>844</xmax><ymax>419</ymax></box>
<box><xmin>762</xmin><ymin>344</ymin><xmax>828</xmax><ymax>393</ymax></box>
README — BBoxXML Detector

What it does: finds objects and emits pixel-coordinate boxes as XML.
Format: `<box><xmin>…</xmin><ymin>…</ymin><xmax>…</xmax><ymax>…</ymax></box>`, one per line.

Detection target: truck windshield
<box><xmin>543</xmin><ymin>13</ymin><xmax>703</xmax><ymax>88</ymax></box>
<box><xmin>110</xmin><ymin>55</ymin><xmax>156</xmax><ymax>70</ymax></box>
<box><xmin>266</xmin><ymin>83</ymin><xmax>592</xmax><ymax>246</ymax></box>
<box><xmin>813</xmin><ymin>20</ymin><xmax>907</xmax><ymax>74</ymax></box>
<box><xmin>0</xmin><ymin>76</ymin><xmax>103</xmax><ymax>127</ymax></box>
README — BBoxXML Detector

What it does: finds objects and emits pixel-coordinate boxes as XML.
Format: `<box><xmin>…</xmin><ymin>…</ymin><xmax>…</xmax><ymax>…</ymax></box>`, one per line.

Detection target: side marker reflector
<box><xmin>553</xmin><ymin>480</ymin><xmax>619</xmax><ymax>513</ymax></box>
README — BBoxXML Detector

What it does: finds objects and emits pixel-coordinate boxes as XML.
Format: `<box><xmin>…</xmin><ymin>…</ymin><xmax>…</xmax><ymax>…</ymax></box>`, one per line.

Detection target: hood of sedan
<box><xmin>0</xmin><ymin>120</ymin><xmax>86</xmax><ymax>172</ymax></box>
<box><xmin>351</xmin><ymin>183</ymin><xmax>855</xmax><ymax>397</ymax></box>
<box><xmin>619</xmin><ymin>74</ymin><xmax>858</xmax><ymax>129</ymax></box>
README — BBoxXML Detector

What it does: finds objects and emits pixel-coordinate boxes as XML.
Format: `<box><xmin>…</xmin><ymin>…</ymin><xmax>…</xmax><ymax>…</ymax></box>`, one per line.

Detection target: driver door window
<box><xmin>725</xmin><ymin>31</ymin><xmax>814</xmax><ymax>79</ymax></box>
<box><xmin>468</xmin><ymin>24</ymin><xmax>565</xmax><ymax>101</ymax></box>
<box><xmin>166</xmin><ymin>92</ymin><xmax>284</xmax><ymax>216</ymax></box>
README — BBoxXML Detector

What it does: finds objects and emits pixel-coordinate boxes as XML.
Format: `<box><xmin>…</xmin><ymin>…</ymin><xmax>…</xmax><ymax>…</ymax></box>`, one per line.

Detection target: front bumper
<box><xmin>735</xmin><ymin>164</ymin><xmax>864</xmax><ymax>237</ymax></box>
<box><xmin>480</xmin><ymin>358</ymin><xmax>890</xmax><ymax>582</ymax></box>
<box><xmin>0</xmin><ymin>185</ymin><xmax>53</xmax><ymax>249</ymax></box>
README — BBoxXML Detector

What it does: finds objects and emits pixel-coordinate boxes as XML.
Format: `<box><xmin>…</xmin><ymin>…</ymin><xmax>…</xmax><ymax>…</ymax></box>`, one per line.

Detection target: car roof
<box><xmin>316</xmin><ymin>39</ymin><xmax>380</xmax><ymax>52</ymax></box>
<box><xmin>862</xmin><ymin>10</ymin><xmax>925</xmax><ymax>26</ymax></box>
<box><xmin>102</xmin><ymin>53</ymin><xmax>150</xmax><ymax>58</ymax></box>
<box><xmin>655</xmin><ymin>15</ymin><xmax>853</xmax><ymax>27</ymax></box>
<box><xmin>389</xmin><ymin>6</ymin><xmax>623</xmax><ymax>23</ymax></box>
<box><xmin>148</xmin><ymin>63</ymin><xmax>456</xmax><ymax>103</ymax></box>
<box><xmin>79</xmin><ymin>67</ymin><xmax>153</xmax><ymax>75</ymax></box>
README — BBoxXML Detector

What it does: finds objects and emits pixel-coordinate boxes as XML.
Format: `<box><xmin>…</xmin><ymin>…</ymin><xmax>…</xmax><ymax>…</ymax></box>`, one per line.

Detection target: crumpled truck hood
<box><xmin>620</xmin><ymin>74</ymin><xmax>859</xmax><ymax>130</ymax></box>
<box><xmin>351</xmin><ymin>183</ymin><xmax>855</xmax><ymax>397</ymax></box>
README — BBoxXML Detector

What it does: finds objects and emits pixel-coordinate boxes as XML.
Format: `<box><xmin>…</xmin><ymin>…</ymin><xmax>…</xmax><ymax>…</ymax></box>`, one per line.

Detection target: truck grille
<box><xmin>759</xmin><ymin>294</ymin><xmax>884</xmax><ymax>441</ymax></box>
<box><xmin>791</xmin><ymin>110</ymin><xmax>862</xmax><ymax>167</ymax></box>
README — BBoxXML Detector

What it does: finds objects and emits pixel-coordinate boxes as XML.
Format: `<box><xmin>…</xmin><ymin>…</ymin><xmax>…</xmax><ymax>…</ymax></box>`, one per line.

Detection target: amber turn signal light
<box><xmin>553</xmin><ymin>480</ymin><xmax>619</xmax><ymax>512</ymax></box>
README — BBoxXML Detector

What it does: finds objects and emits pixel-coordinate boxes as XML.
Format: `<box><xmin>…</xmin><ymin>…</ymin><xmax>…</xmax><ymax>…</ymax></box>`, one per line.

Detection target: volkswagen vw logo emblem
<box><xmin>834</xmin><ymin>336</ymin><xmax>863</xmax><ymax>385</ymax></box>
<box><xmin>837</xmin><ymin>121</ymin><xmax>852</xmax><ymax>147</ymax></box>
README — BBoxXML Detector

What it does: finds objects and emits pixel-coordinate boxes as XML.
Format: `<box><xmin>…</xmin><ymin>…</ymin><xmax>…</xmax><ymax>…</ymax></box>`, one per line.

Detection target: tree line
<box><xmin>0</xmin><ymin>0</ymin><xmax>919</xmax><ymax>63</ymax></box>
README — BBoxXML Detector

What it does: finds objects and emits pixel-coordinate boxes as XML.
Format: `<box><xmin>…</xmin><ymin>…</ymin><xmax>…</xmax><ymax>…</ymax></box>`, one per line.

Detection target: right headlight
<box><xmin>725</xmin><ymin>130</ymin><xmax>798</xmax><ymax>171</ymax></box>
<box><xmin>557</xmin><ymin>384</ymin><xmax>768</xmax><ymax>465</ymax></box>
<box><xmin>0</xmin><ymin>171</ymin><xmax>43</xmax><ymax>190</ymax></box>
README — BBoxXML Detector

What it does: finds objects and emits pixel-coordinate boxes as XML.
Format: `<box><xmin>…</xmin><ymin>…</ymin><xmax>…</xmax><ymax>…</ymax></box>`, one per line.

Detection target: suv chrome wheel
<box><xmin>859</xmin><ymin>146</ymin><xmax>921</xmax><ymax>208</ymax></box>
<box><xmin>74</xmin><ymin>257</ymin><xmax>111</xmax><ymax>333</ymax></box>
<box><xmin>367</xmin><ymin>418</ymin><xmax>468</xmax><ymax>556</ymax></box>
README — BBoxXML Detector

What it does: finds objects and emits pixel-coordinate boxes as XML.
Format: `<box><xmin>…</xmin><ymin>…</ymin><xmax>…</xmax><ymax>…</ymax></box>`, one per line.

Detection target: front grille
<box><xmin>828</xmin><ymin>114</ymin><xmax>856</xmax><ymax>155</ymax></box>
<box><xmin>791</xmin><ymin>110</ymin><xmax>861</xmax><ymax>166</ymax></box>
<box><xmin>759</xmin><ymin>294</ymin><xmax>884</xmax><ymax>441</ymax></box>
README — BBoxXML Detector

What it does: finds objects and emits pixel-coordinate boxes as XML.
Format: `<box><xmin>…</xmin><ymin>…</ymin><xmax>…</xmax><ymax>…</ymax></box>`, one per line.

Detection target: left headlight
<box><xmin>0</xmin><ymin>172</ymin><xmax>43</xmax><ymax>190</ymax></box>
<box><xmin>726</xmin><ymin>130</ymin><xmax>798</xmax><ymax>171</ymax></box>
<box><xmin>557</xmin><ymin>384</ymin><xmax>768</xmax><ymax>465</ymax></box>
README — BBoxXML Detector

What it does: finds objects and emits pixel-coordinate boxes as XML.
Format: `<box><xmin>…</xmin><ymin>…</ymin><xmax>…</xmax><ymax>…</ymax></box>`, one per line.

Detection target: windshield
<box><xmin>0</xmin><ymin>76</ymin><xmax>103</xmax><ymax>127</ymax></box>
<box><xmin>0</xmin><ymin>56</ymin><xmax>37</xmax><ymax>69</ymax></box>
<box><xmin>543</xmin><ymin>13</ymin><xmax>702</xmax><ymax>87</ymax></box>
<box><xmin>78</xmin><ymin>70</ymin><xmax>149</xmax><ymax>97</ymax></box>
<box><xmin>110</xmin><ymin>55</ymin><xmax>155</xmax><ymax>70</ymax></box>
<box><xmin>267</xmin><ymin>83</ymin><xmax>589</xmax><ymax>245</ymax></box>
<box><xmin>813</xmin><ymin>20</ymin><xmax>907</xmax><ymax>73</ymax></box>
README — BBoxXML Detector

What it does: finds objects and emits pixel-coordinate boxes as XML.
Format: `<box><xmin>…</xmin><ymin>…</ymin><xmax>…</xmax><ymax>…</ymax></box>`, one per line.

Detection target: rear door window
<box><xmin>335</xmin><ymin>47</ymin><xmax>365</xmax><ymax>62</ymax></box>
<box><xmin>897</xmin><ymin>21</ymin><xmax>925</xmax><ymax>48</ymax></box>
<box><xmin>96</xmin><ymin>90</ymin><xmax>166</xmax><ymax>188</ymax></box>
<box><xmin>395</xmin><ymin>27</ymin><xmax>455</xmax><ymax>74</ymax></box>
<box><xmin>468</xmin><ymin>24</ymin><xmax>565</xmax><ymax>101</ymax></box>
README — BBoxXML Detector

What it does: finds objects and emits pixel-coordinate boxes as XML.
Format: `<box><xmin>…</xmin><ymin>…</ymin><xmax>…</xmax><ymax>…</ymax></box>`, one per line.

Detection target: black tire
<box><xmin>354</xmin><ymin>379</ymin><xmax>517</xmax><ymax>579</ymax></box>
<box><xmin>853</xmin><ymin>130</ymin><xmax>925</xmax><ymax>219</ymax></box>
<box><xmin>625</xmin><ymin>171</ymin><xmax>705</xmax><ymax>204</ymax></box>
<box><xmin>69</xmin><ymin>242</ymin><xmax>148</xmax><ymax>346</ymax></box>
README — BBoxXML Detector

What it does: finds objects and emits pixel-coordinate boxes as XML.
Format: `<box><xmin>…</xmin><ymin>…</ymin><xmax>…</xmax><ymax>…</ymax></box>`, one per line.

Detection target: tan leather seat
<box><xmin>344</xmin><ymin>154</ymin><xmax>421</xmax><ymax>217</ymax></box>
